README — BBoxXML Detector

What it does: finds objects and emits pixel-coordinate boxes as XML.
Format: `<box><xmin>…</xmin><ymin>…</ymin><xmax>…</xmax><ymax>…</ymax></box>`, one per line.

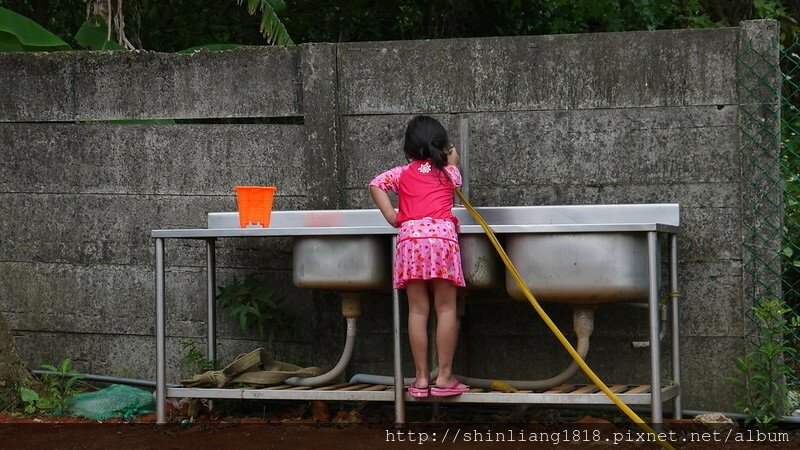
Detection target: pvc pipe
<box><xmin>453</xmin><ymin>307</ymin><xmax>594</xmax><ymax>390</ymax></box>
<box><xmin>284</xmin><ymin>317</ymin><xmax>357</xmax><ymax>386</ymax></box>
<box><xmin>631</xmin><ymin>304</ymin><xmax>667</xmax><ymax>348</ymax></box>
<box><xmin>350</xmin><ymin>307</ymin><xmax>594</xmax><ymax>390</ymax></box>
<box><xmin>32</xmin><ymin>370</ymin><xmax>180</xmax><ymax>388</ymax></box>
<box><xmin>349</xmin><ymin>369</ymin><xmax>439</xmax><ymax>387</ymax></box>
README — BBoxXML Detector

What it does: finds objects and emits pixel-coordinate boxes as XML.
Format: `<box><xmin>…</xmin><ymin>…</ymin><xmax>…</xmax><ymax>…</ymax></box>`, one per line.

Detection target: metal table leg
<box><xmin>206</xmin><ymin>238</ymin><xmax>217</xmax><ymax>410</ymax></box>
<box><xmin>391</xmin><ymin>236</ymin><xmax>405</xmax><ymax>425</ymax></box>
<box><xmin>647</xmin><ymin>232</ymin><xmax>662</xmax><ymax>426</ymax></box>
<box><xmin>670</xmin><ymin>235</ymin><xmax>682</xmax><ymax>419</ymax></box>
<box><xmin>206</xmin><ymin>239</ymin><xmax>217</xmax><ymax>361</ymax></box>
<box><xmin>155</xmin><ymin>238</ymin><xmax>166</xmax><ymax>424</ymax></box>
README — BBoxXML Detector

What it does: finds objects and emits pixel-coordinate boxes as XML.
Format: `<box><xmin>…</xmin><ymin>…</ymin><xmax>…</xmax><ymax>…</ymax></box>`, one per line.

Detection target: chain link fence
<box><xmin>780</xmin><ymin>37</ymin><xmax>800</xmax><ymax>385</ymax></box>
<box><xmin>739</xmin><ymin>33</ymin><xmax>800</xmax><ymax>392</ymax></box>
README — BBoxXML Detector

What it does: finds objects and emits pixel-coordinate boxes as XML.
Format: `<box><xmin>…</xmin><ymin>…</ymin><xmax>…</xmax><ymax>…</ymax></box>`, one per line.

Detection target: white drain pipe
<box><xmin>285</xmin><ymin>292</ymin><xmax>361</xmax><ymax>386</ymax></box>
<box><xmin>350</xmin><ymin>307</ymin><xmax>595</xmax><ymax>390</ymax></box>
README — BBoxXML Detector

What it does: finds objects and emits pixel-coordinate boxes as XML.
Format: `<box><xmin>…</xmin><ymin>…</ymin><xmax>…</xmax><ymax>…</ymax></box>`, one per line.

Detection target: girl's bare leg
<box><xmin>405</xmin><ymin>280</ymin><xmax>430</xmax><ymax>387</ymax></box>
<box><xmin>432</xmin><ymin>279</ymin><xmax>459</xmax><ymax>387</ymax></box>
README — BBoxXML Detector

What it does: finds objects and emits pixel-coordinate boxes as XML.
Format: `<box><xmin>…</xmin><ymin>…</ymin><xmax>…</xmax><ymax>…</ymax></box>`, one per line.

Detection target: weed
<box><xmin>217</xmin><ymin>274</ymin><xmax>294</xmax><ymax>349</ymax></box>
<box><xmin>19</xmin><ymin>358</ymin><xmax>84</xmax><ymax>415</ymax></box>
<box><xmin>730</xmin><ymin>298</ymin><xmax>799</xmax><ymax>427</ymax></box>
<box><xmin>180</xmin><ymin>340</ymin><xmax>221</xmax><ymax>374</ymax></box>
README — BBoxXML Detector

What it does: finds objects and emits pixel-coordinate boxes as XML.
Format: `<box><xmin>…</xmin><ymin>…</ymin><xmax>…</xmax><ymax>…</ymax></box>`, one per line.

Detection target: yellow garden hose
<box><xmin>455</xmin><ymin>189</ymin><xmax>674</xmax><ymax>450</ymax></box>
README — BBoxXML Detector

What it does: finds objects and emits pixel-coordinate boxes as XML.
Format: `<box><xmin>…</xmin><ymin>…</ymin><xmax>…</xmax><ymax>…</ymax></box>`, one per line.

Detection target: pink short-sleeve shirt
<box><xmin>369</xmin><ymin>159</ymin><xmax>462</xmax><ymax>226</ymax></box>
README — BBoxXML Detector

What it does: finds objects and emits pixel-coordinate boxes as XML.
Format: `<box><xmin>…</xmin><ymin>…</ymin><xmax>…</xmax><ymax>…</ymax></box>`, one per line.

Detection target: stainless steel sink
<box><xmin>293</xmin><ymin>235</ymin><xmax>390</xmax><ymax>290</ymax></box>
<box><xmin>504</xmin><ymin>233</ymin><xmax>651</xmax><ymax>304</ymax></box>
<box><xmin>460</xmin><ymin>234</ymin><xmax>502</xmax><ymax>289</ymax></box>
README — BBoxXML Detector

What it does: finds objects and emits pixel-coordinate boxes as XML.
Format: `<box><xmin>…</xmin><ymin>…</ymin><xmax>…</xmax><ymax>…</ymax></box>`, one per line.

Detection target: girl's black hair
<box><xmin>403</xmin><ymin>115</ymin><xmax>452</xmax><ymax>182</ymax></box>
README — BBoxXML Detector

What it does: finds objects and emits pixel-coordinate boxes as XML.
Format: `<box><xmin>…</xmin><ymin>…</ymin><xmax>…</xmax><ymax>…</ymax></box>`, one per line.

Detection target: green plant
<box><xmin>0</xmin><ymin>6</ymin><xmax>70</xmax><ymax>51</ymax></box>
<box><xmin>18</xmin><ymin>358</ymin><xmax>84</xmax><ymax>415</ymax></box>
<box><xmin>216</xmin><ymin>274</ymin><xmax>294</xmax><ymax>348</ymax></box>
<box><xmin>180</xmin><ymin>339</ymin><xmax>221</xmax><ymax>373</ymax></box>
<box><xmin>237</xmin><ymin>0</ymin><xmax>293</xmax><ymax>45</ymax></box>
<box><xmin>731</xmin><ymin>298</ymin><xmax>800</xmax><ymax>426</ymax></box>
<box><xmin>18</xmin><ymin>386</ymin><xmax>50</xmax><ymax>414</ymax></box>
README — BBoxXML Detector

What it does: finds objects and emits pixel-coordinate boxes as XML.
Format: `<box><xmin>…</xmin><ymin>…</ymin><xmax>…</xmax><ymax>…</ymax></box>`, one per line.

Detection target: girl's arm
<box><xmin>370</xmin><ymin>185</ymin><xmax>398</xmax><ymax>227</ymax></box>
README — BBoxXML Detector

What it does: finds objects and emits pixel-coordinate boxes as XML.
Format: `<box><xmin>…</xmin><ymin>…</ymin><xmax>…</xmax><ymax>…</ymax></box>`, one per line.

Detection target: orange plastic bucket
<box><xmin>234</xmin><ymin>186</ymin><xmax>277</xmax><ymax>228</ymax></box>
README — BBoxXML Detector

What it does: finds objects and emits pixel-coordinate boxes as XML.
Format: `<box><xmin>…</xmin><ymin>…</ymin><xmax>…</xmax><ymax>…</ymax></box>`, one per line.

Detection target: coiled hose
<box><xmin>455</xmin><ymin>189</ymin><xmax>674</xmax><ymax>450</ymax></box>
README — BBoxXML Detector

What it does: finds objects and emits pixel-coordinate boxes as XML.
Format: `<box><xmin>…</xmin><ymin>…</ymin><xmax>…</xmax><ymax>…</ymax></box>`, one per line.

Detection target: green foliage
<box><xmin>19</xmin><ymin>358</ymin><xmax>85</xmax><ymax>415</ymax></box>
<box><xmin>238</xmin><ymin>0</ymin><xmax>293</xmax><ymax>45</ymax></box>
<box><xmin>18</xmin><ymin>386</ymin><xmax>48</xmax><ymax>414</ymax></box>
<box><xmin>0</xmin><ymin>5</ymin><xmax>69</xmax><ymax>51</ymax></box>
<box><xmin>731</xmin><ymin>298</ymin><xmax>799</xmax><ymax>426</ymax></box>
<box><xmin>217</xmin><ymin>274</ymin><xmax>293</xmax><ymax>345</ymax></box>
<box><xmin>2</xmin><ymin>1</ymin><xmax>797</xmax><ymax>51</ymax></box>
<box><xmin>754</xmin><ymin>0</ymin><xmax>798</xmax><ymax>42</ymax></box>
<box><xmin>779</xmin><ymin>38</ymin><xmax>800</xmax><ymax>383</ymax></box>
<box><xmin>180</xmin><ymin>340</ymin><xmax>220</xmax><ymax>374</ymax></box>
<box><xmin>74</xmin><ymin>18</ymin><xmax>125</xmax><ymax>50</ymax></box>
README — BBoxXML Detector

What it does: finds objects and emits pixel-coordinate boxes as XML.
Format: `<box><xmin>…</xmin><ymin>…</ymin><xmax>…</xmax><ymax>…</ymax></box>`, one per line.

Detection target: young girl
<box><xmin>368</xmin><ymin>115</ymin><xmax>470</xmax><ymax>398</ymax></box>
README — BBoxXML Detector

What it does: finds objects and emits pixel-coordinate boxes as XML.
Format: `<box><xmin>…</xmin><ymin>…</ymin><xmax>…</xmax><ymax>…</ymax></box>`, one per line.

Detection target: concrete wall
<box><xmin>0</xmin><ymin>21</ymin><xmax>781</xmax><ymax>411</ymax></box>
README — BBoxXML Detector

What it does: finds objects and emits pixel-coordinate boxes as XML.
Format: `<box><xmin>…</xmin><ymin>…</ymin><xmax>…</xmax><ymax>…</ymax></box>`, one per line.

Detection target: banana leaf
<box><xmin>0</xmin><ymin>7</ymin><xmax>70</xmax><ymax>52</ymax></box>
<box><xmin>74</xmin><ymin>20</ymin><xmax>125</xmax><ymax>51</ymax></box>
<box><xmin>241</xmin><ymin>0</ymin><xmax>293</xmax><ymax>46</ymax></box>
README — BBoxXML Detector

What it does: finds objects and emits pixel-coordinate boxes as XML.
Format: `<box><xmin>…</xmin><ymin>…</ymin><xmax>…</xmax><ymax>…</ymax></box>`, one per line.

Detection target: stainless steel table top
<box><xmin>150</xmin><ymin>204</ymin><xmax>680</xmax><ymax>238</ymax></box>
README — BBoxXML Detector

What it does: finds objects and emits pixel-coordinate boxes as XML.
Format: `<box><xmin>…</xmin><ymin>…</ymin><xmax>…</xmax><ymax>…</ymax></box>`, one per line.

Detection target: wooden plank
<box><xmin>361</xmin><ymin>385</ymin><xmax>388</xmax><ymax>392</ymax></box>
<box><xmin>607</xmin><ymin>385</ymin><xmax>629</xmax><ymax>394</ymax></box>
<box><xmin>286</xmin><ymin>385</ymin><xmax>313</xmax><ymax>390</ymax></box>
<box><xmin>337</xmin><ymin>384</ymin><xmax>371</xmax><ymax>391</ymax></box>
<box><xmin>544</xmin><ymin>384</ymin><xmax>576</xmax><ymax>394</ymax></box>
<box><xmin>469</xmin><ymin>388</ymin><xmax>484</xmax><ymax>393</ymax></box>
<box><xmin>263</xmin><ymin>384</ymin><xmax>292</xmax><ymax>390</ymax></box>
<box><xmin>572</xmin><ymin>385</ymin><xmax>601</xmax><ymax>394</ymax></box>
<box><xmin>316</xmin><ymin>383</ymin><xmax>353</xmax><ymax>391</ymax></box>
<box><xmin>625</xmin><ymin>385</ymin><xmax>652</xmax><ymax>394</ymax></box>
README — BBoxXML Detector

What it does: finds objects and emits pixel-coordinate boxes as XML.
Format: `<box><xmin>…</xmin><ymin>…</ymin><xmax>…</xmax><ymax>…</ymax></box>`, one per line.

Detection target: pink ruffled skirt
<box><xmin>394</xmin><ymin>217</ymin><xmax>466</xmax><ymax>289</ymax></box>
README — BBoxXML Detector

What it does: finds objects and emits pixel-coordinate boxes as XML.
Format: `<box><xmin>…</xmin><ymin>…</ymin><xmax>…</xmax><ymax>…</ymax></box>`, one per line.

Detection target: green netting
<box><xmin>739</xmin><ymin>34</ymin><xmax>800</xmax><ymax>387</ymax></box>
<box><xmin>59</xmin><ymin>384</ymin><xmax>155</xmax><ymax>420</ymax></box>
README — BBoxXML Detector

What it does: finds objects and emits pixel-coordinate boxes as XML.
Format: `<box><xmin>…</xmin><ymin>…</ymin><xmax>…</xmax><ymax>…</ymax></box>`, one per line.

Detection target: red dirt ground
<box><xmin>1</xmin><ymin>402</ymin><xmax>798</xmax><ymax>449</ymax></box>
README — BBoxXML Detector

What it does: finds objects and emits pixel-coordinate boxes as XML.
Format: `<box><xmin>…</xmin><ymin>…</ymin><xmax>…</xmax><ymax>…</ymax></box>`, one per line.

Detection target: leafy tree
<box><xmin>1</xmin><ymin>0</ymin><xmax>797</xmax><ymax>51</ymax></box>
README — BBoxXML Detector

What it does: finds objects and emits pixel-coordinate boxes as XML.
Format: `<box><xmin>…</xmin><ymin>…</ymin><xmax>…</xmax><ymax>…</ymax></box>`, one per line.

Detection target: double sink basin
<box><xmin>209</xmin><ymin>205</ymin><xmax>679</xmax><ymax>305</ymax></box>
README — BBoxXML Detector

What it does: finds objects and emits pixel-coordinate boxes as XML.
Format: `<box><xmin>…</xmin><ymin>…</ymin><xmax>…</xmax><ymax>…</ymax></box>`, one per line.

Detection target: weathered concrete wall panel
<box><xmin>338</xmin><ymin>28</ymin><xmax>737</xmax><ymax>115</ymax></box>
<box><xmin>0</xmin><ymin>262</ymin><xmax>310</xmax><ymax>339</ymax></box>
<box><xmin>0</xmin><ymin>48</ymin><xmax>302</xmax><ymax>121</ymax></box>
<box><xmin>0</xmin><ymin>124</ymin><xmax>308</xmax><ymax>195</ymax></box>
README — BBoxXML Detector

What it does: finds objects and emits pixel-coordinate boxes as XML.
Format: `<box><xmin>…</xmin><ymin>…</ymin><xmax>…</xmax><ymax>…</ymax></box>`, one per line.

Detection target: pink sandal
<box><xmin>430</xmin><ymin>381</ymin><xmax>470</xmax><ymax>397</ymax></box>
<box><xmin>407</xmin><ymin>381</ymin><xmax>429</xmax><ymax>398</ymax></box>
